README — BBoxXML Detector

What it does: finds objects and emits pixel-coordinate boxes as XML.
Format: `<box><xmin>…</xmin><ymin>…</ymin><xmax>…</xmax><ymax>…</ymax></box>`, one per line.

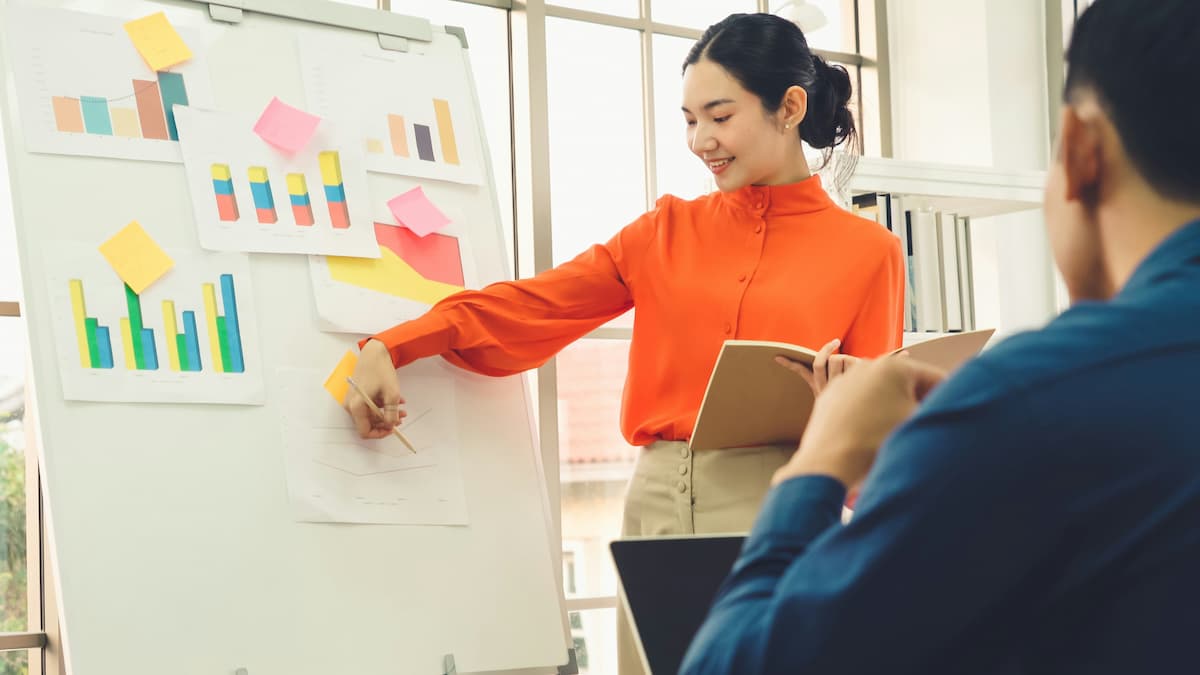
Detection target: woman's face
<box><xmin>682</xmin><ymin>59</ymin><xmax>794</xmax><ymax>192</ymax></box>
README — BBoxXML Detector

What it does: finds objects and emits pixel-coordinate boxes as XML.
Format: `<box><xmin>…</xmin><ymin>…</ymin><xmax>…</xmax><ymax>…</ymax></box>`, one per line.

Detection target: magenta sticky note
<box><xmin>253</xmin><ymin>97</ymin><xmax>321</xmax><ymax>153</ymax></box>
<box><xmin>387</xmin><ymin>186</ymin><xmax>452</xmax><ymax>237</ymax></box>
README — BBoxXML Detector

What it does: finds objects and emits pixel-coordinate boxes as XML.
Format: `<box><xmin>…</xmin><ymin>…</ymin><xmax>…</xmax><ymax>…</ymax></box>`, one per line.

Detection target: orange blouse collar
<box><xmin>722</xmin><ymin>174</ymin><xmax>835</xmax><ymax>216</ymax></box>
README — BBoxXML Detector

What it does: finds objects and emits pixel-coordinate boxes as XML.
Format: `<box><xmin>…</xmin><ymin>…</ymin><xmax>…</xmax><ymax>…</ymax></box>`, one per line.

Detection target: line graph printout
<box><xmin>7</xmin><ymin>5</ymin><xmax>215</xmax><ymax>162</ymax></box>
<box><xmin>277</xmin><ymin>368</ymin><xmax>467</xmax><ymax>525</ymax></box>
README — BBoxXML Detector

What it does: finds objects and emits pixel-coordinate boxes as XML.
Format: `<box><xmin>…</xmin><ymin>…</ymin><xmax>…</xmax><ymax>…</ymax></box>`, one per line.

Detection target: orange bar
<box><xmin>433</xmin><ymin>99</ymin><xmax>459</xmax><ymax>165</ymax></box>
<box><xmin>52</xmin><ymin>96</ymin><xmax>84</xmax><ymax>133</ymax></box>
<box><xmin>133</xmin><ymin>79</ymin><xmax>169</xmax><ymax>140</ymax></box>
<box><xmin>387</xmin><ymin>114</ymin><xmax>409</xmax><ymax>157</ymax></box>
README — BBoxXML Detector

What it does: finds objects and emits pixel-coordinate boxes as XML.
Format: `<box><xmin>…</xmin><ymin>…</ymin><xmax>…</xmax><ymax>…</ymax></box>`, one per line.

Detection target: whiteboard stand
<box><xmin>442</xmin><ymin>649</ymin><xmax>579</xmax><ymax>675</ymax></box>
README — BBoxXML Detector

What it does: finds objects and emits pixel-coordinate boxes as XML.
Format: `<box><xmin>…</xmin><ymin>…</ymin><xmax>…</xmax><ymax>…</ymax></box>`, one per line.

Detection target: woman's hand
<box><xmin>344</xmin><ymin>339</ymin><xmax>407</xmax><ymax>439</ymax></box>
<box><xmin>775</xmin><ymin>338</ymin><xmax>859</xmax><ymax>396</ymax></box>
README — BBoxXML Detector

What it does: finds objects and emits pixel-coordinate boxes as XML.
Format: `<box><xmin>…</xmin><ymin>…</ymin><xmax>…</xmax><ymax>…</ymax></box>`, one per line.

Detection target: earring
<box><xmin>785</xmin><ymin>122</ymin><xmax>792</xmax><ymax>129</ymax></box>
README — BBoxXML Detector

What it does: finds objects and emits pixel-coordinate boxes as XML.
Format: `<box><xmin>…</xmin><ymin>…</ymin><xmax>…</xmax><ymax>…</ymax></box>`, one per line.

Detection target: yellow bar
<box><xmin>211</xmin><ymin>163</ymin><xmax>232</xmax><ymax>181</ymax></box>
<box><xmin>366</xmin><ymin>138</ymin><xmax>385</xmax><ymax>154</ymax></box>
<box><xmin>318</xmin><ymin>151</ymin><xmax>343</xmax><ymax>186</ymax></box>
<box><xmin>161</xmin><ymin>301</ymin><xmax>181</xmax><ymax>372</ymax></box>
<box><xmin>286</xmin><ymin>173</ymin><xmax>308</xmax><ymax>197</ymax></box>
<box><xmin>386</xmin><ymin>114</ymin><xmax>409</xmax><ymax>157</ymax></box>
<box><xmin>68</xmin><ymin>280</ymin><xmax>90</xmax><ymax>368</ymax></box>
<box><xmin>119</xmin><ymin>318</ymin><xmax>137</xmax><ymax>371</ymax></box>
<box><xmin>433</xmin><ymin>99</ymin><xmax>460</xmax><ymax>165</ymax></box>
<box><xmin>202</xmin><ymin>283</ymin><xmax>224</xmax><ymax>373</ymax></box>
<box><xmin>110</xmin><ymin>107</ymin><xmax>140</xmax><ymax>138</ymax></box>
<box><xmin>248</xmin><ymin>166</ymin><xmax>269</xmax><ymax>183</ymax></box>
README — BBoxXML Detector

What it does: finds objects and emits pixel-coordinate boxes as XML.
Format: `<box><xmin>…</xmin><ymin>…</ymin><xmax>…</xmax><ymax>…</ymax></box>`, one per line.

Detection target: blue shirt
<box><xmin>680</xmin><ymin>219</ymin><xmax>1200</xmax><ymax>675</ymax></box>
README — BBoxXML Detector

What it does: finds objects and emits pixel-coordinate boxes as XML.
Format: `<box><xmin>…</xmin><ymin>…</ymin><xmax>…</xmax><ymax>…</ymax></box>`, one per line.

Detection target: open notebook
<box><xmin>689</xmin><ymin>329</ymin><xmax>995</xmax><ymax>451</ymax></box>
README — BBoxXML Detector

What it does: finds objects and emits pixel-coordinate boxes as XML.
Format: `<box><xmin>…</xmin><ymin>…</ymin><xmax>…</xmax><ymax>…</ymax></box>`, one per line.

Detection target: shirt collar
<box><xmin>1120</xmin><ymin>218</ymin><xmax>1200</xmax><ymax>298</ymax></box>
<box><xmin>722</xmin><ymin>174</ymin><xmax>836</xmax><ymax>216</ymax></box>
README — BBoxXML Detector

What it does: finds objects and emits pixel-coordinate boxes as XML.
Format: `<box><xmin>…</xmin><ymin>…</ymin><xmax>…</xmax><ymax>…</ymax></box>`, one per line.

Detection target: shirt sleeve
<box><xmin>679</xmin><ymin>366</ymin><xmax>1063</xmax><ymax>675</ymax></box>
<box><xmin>841</xmin><ymin>237</ymin><xmax>905</xmax><ymax>357</ymax></box>
<box><xmin>364</xmin><ymin>210</ymin><xmax>656</xmax><ymax>377</ymax></box>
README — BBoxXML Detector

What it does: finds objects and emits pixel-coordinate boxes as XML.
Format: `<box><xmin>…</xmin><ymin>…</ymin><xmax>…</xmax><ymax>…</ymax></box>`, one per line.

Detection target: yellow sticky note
<box><xmin>98</xmin><ymin>221</ymin><xmax>174</xmax><ymax>295</ymax></box>
<box><xmin>123</xmin><ymin>12</ymin><xmax>192</xmax><ymax>72</ymax></box>
<box><xmin>323</xmin><ymin>350</ymin><xmax>359</xmax><ymax>405</ymax></box>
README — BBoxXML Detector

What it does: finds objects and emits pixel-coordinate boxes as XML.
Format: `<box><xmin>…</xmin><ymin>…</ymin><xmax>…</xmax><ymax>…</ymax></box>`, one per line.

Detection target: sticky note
<box><xmin>98</xmin><ymin>221</ymin><xmax>174</xmax><ymax>295</ymax></box>
<box><xmin>387</xmin><ymin>186</ymin><xmax>451</xmax><ymax>237</ymax></box>
<box><xmin>323</xmin><ymin>350</ymin><xmax>358</xmax><ymax>405</ymax></box>
<box><xmin>123</xmin><ymin>12</ymin><xmax>192</xmax><ymax>72</ymax></box>
<box><xmin>253</xmin><ymin>97</ymin><xmax>322</xmax><ymax>153</ymax></box>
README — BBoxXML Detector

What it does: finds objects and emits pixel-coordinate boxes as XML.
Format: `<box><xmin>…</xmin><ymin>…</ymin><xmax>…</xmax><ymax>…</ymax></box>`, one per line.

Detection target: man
<box><xmin>680</xmin><ymin>0</ymin><xmax>1200</xmax><ymax>672</ymax></box>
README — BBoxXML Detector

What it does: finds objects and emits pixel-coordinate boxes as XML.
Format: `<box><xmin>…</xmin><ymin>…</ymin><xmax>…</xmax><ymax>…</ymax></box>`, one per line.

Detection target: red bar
<box><xmin>255</xmin><ymin>207</ymin><xmax>277</xmax><ymax>224</ymax></box>
<box><xmin>292</xmin><ymin>204</ymin><xmax>314</xmax><ymax>226</ymax></box>
<box><xmin>216</xmin><ymin>194</ymin><xmax>239</xmax><ymax>221</ymax></box>
<box><xmin>329</xmin><ymin>201</ymin><xmax>350</xmax><ymax>229</ymax></box>
<box><xmin>133</xmin><ymin>79</ymin><xmax>170</xmax><ymax>141</ymax></box>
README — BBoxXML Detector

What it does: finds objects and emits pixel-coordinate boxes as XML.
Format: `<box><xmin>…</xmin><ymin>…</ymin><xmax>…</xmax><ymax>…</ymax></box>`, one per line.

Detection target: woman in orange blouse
<box><xmin>348</xmin><ymin>13</ymin><xmax>903</xmax><ymax>672</ymax></box>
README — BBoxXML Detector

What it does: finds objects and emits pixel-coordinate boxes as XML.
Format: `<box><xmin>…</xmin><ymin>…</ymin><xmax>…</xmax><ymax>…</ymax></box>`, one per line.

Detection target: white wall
<box><xmin>889</xmin><ymin>0</ymin><xmax>1059</xmax><ymax>336</ymax></box>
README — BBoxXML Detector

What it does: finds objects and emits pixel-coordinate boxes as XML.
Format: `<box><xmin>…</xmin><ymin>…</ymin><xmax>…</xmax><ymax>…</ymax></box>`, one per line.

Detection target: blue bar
<box><xmin>249</xmin><ymin>181</ymin><xmax>275</xmax><ymax>208</ymax></box>
<box><xmin>213</xmin><ymin>179</ymin><xmax>234</xmax><ymax>195</ymax></box>
<box><xmin>289</xmin><ymin>193</ymin><xmax>311</xmax><ymax>206</ymax></box>
<box><xmin>157</xmin><ymin>71</ymin><xmax>190</xmax><ymax>141</ymax></box>
<box><xmin>219</xmin><ymin>274</ymin><xmax>245</xmax><ymax>373</ymax></box>
<box><xmin>183</xmin><ymin>311</ymin><xmax>202</xmax><ymax>372</ymax></box>
<box><xmin>323</xmin><ymin>184</ymin><xmax>346</xmax><ymax>203</ymax></box>
<box><xmin>95</xmin><ymin>326</ymin><xmax>114</xmax><ymax>369</ymax></box>
<box><xmin>139</xmin><ymin>328</ymin><xmax>159</xmax><ymax>370</ymax></box>
<box><xmin>79</xmin><ymin>97</ymin><xmax>113</xmax><ymax>135</ymax></box>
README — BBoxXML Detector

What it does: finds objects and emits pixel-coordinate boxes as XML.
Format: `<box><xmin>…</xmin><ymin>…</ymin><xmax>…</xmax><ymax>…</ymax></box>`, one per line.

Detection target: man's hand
<box><xmin>773</xmin><ymin>355</ymin><xmax>947</xmax><ymax>489</ymax></box>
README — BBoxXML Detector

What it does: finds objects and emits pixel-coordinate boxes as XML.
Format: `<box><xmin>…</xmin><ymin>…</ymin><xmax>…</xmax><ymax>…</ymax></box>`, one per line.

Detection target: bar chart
<box><xmin>9</xmin><ymin>5</ymin><xmax>215</xmax><ymax>162</ymax></box>
<box><xmin>177</xmin><ymin>107</ymin><xmax>378</xmax><ymax>258</ymax></box>
<box><xmin>48</xmin><ymin>242</ymin><xmax>263</xmax><ymax>404</ymax></box>
<box><xmin>367</xmin><ymin>99</ymin><xmax>460</xmax><ymax>165</ymax></box>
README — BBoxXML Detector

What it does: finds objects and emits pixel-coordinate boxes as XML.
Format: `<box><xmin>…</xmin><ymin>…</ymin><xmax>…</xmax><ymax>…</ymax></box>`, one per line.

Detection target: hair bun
<box><xmin>801</xmin><ymin>54</ymin><xmax>855</xmax><ymax>150</ymax></box>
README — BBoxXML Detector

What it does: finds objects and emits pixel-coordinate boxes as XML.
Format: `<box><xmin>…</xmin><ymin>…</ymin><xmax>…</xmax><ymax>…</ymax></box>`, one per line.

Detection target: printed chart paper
<box><xmin>175</xmin><ymin>107</ymin><xmax>379</xmax><ymax>257</ymax></box>
<box><xmin>299</xmin><ymin>32</ymin><xmax>485</xmax><ymax>184</ymax></box>
<box><xmin>44</xmin><ymin>241</ymin><xmax>264</xmax><ymax>405</ymax></box>
<box><xmin>7</xmin><ymin>5</ymin><xmax>215</xmax><ymax>163</ymax></box>
<box><xmin>310</xmin><ymin>221</ymin><xmax>478</xmax><ymax>334</ymax></box>
<box><xmin>277</xmin><ymin>368</ymin><xmax>468</xmax><ymax>525</ymax></box>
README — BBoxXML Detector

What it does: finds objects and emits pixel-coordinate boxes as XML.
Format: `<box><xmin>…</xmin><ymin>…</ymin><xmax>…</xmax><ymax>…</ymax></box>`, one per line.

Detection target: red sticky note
<box><xmin>387</xmin><ymin>186</ymin><xmax>451</xmax><ymax>237</ymax></box>
<box><xmin>253</xmin><ymin>97</ymin><xmax>321</xmax><ymax>153</ymax></box>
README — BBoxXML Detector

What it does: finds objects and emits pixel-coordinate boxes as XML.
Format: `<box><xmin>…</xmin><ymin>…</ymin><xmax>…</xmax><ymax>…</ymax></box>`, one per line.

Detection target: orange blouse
<box><xmin>369</xmin><ymin>175</ymin><xmax>905</xmax><ymax>446</ymax></box>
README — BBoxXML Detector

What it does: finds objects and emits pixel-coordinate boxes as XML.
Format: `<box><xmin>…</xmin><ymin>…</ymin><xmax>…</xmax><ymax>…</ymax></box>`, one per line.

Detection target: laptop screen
<box><xmin>610</xmin><ymin>535</ymin><xmax>745</xmax><ymax>675</ymax></box>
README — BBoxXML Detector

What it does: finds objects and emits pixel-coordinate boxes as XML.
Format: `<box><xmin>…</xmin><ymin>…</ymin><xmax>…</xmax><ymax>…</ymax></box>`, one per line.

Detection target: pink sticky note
<box><xmin>387</xmin><ymin>186</ymin><xmax>451</xmax><ymax>237</ymax></box>
<box><xmin>253</xmin><ymin>97</ymin><xmax>321</xmax><ymax>153</ymax></box>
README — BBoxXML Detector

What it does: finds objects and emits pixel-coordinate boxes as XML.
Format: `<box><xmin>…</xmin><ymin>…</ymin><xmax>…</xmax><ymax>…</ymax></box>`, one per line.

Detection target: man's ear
<box><xmin>1061</xmin><ymin>105</ymin><xmax>1102</xmax><ymax>206</ymax></box>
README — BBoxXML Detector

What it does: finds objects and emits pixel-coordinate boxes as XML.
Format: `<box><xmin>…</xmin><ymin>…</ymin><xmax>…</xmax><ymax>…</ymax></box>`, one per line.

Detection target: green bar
<box><xmin>176</xmin><ymin>334</ymin><xmax>190</xmax><ymax>372</ymax></box>
<box><xmin>216</xmin><ymin>317</ymin><xmax>232</xmax><ymax>374</ymax></box>
<box><xmin>84</xmin><ymin>318</ymin><xmax>101</xmax><ymax>368</ymax></box>
<box><xmin>125</xmin><ymin>284</ymin><xmax>145</xmax><ymax>370</ymax></box>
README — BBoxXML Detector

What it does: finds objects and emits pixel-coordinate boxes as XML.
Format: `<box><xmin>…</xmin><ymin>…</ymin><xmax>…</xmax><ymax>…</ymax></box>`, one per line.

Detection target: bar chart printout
<box><xmin>49</xmin><ymin>243</ymin><xmax>264</xmax><ymax>404</ymax></box>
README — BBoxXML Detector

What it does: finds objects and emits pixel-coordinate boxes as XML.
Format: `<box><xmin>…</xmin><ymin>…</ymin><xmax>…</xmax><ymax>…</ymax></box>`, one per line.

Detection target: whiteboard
<box><xmin>0</xmin><ymin>0</ymin><xmax>569</xmax><ymax>673</ymax></box>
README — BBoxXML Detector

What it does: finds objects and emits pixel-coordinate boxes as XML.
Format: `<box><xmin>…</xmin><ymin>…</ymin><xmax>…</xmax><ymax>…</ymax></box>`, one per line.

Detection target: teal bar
<box><xmin>157</xmin><ymin>72</ymin><xmax>189</xmax><ymax>141</ymax></box>
<box><xmin>80</xmin><ymin>97</ymin><xmax>113</xmax><ymax>135</ymax></box>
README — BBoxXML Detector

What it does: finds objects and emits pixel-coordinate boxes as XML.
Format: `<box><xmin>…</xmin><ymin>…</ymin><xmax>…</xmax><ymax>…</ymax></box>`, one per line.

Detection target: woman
<box><xmin>346</xmin><ymin>13</ymin><xmax>904</xmax><ymax>673</ymax></box>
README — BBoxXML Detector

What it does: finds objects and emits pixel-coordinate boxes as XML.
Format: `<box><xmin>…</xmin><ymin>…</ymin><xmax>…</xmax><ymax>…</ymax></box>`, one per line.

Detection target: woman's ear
<box><xmin>781</xmin><ymin>84</ymin><xmax>808</xmax><ymax>129</ymax></box>
<box><xmin>1060</xmin><ymin>104</ymin><xmax>1102</xmax><ymax>206</ymax></box>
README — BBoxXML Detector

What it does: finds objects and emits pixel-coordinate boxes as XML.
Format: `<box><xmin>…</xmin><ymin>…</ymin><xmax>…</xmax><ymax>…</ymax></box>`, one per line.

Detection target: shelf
<box><xmin>849</xmin><ymin>157</ymin><xmax>1046</xmax><ymax>219</ymax></box>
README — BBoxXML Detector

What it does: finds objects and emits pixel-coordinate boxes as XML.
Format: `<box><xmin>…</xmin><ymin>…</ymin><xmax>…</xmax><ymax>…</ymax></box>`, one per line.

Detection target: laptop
<box><xmin>610</xmin><ymin>535</ymin><xmax>746</xmax><ymax>675</ymax></box>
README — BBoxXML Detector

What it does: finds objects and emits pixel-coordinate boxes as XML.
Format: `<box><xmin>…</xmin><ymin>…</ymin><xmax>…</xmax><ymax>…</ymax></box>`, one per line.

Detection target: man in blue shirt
<box><xmin>680</xmin><ymin>0</ymin><xmax>1200</xmax><ymax>672</ymax></box>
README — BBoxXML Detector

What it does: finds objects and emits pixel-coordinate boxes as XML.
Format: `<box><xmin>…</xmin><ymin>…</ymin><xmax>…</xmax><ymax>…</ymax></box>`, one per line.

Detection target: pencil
<box><xmin>345</xmin><ymin>376</ymin><xmax>417</xmax><ymax>454</ymax></box>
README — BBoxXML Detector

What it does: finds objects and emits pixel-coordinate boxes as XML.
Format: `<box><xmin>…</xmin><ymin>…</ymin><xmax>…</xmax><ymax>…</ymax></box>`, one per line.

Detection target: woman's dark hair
<box><xmin>684</xmin><ymin>13</ymin><xmax>857</xmax><ymax>167</ymax></box>
<box><xmin>1065</xmin><ymin>0</ymin><xmax>1200</xmax><ymax>203</ymax></box>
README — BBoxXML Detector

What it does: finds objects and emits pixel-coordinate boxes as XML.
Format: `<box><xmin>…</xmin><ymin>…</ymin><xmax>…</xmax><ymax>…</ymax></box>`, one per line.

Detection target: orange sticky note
<box><xmin>254</xmin><ymin>98</ymin><xmax>322</xmax><ymax>153</ymax></box>
<box><xmin>98</xmin><ymin>221</ymin><xmax>174</xmax><ymax>295</ymax></box>
<box><xmin>123</xmin><ymin>12</ymin><xmax>192</xmax><ymax>72</ymax></box>
<box><xmin>323</xmin><ymin>350</ymin><xmax>358</xmax><ymax>405</ymax></box>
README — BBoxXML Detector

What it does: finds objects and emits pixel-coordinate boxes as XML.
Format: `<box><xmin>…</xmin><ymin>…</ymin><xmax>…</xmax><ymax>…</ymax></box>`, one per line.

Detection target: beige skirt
<box><xmin>617</xmin><ymin>440</ymin><xmax>793</xmax><ymax>675</ymax></box>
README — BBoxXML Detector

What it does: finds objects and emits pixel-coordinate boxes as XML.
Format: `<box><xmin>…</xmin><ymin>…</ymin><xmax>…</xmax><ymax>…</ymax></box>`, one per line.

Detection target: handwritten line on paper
<box><xmin>387</xmin><ymin>186</ymin><xmax>451</xmax><ymax>237</ymax></box>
